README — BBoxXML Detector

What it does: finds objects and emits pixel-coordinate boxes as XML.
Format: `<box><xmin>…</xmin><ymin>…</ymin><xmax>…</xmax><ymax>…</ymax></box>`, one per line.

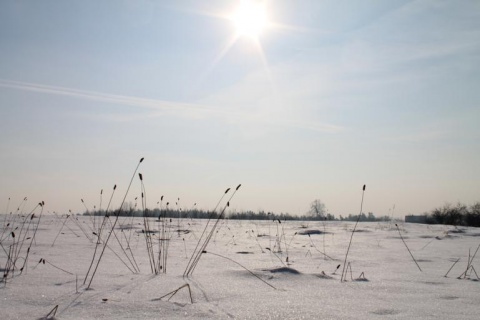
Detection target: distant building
<box><xmin>405</xmin><ymin>215</ymin><xmax>428</xmax><ymax>224</ymax></box>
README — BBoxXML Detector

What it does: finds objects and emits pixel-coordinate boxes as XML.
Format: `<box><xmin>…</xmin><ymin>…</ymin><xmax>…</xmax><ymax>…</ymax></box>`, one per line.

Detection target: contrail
<box><xmin>0</xmin><ymin>78</ymin><xmax>216</xmax><ymax>114</ymax></box>
<box><xmin>0</xmin><ymin>78</ymin><xmax>344</xmax><ymax>133</ymax></box>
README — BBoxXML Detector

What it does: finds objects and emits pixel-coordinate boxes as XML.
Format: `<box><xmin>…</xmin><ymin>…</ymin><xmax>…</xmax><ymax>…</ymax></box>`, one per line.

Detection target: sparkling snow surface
<box><xmin>1</xmin><ymin>216</ymin><xmax>479</xmax><ymax>319</ymax></box>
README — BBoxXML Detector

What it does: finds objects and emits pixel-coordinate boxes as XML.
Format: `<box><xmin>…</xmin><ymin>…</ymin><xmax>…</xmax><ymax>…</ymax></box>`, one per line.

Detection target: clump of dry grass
<box><xmin>457</xmin><ymin>244</ymin><xmax>480</xmax><ymax>280</ymax></box>
<box><xmin>2</xmin><ymin>201</ymin><xmax>44</xmax><ymax>284</ymax></box>
<box><xmin>184</xmin><ymin>184</ymin><xmax>241</xmax><ymax>277</ymax></box>
<box><xmin>85</xmin><ymin>157</ymin><xmax>144</xmax><ymax>289</ymax></box>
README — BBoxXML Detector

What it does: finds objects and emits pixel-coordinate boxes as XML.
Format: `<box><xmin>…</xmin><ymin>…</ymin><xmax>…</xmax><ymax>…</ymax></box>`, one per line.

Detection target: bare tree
<box><xmin>309</xmin><ymin>199</ymin><xmax>327</xmax><ymax>219</ymax></box>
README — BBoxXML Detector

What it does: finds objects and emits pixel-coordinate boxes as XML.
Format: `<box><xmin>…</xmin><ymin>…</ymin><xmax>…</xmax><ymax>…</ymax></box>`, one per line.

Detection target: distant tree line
<box><xmin>227</xmin><ymin>210</ymin><xmax>334</xmax><ymax>221</ymax></box>
<box><xmin>338</xmin><ymin>212</ymin><xmax>391</xmax><ymax>222</ymax></box>
<box><xmin>79</xmin><ymin>199</ymin><xmax>479</xmax><ymax>227</ymax></box>
<box><xmin>85</xmin><ymin>208</ymin><xmax>218</xmax><ymax>220</ymax></box>
<box><xmin>82</xmin><ymin>207</ymin><xmax>389</xmax><ymax>222</ymax></box>
<box><xmin>306</xmin><ymin>199</ymin><xmax>390</xmax><ymax>222</ymax></box>
<box><xmin>423</xmin><ymin>202</ymin><xmax>480</xmax><ymax>227</ymax></box>
<box><xmin>83</xmin><ymin>208</ymin><xmax>311</xmax><ymax>221</ymax></box>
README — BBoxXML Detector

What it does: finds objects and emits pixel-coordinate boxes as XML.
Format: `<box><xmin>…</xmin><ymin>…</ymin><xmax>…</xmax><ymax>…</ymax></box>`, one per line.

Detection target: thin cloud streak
<box><xmin>0</xmin><ymin>78</ymin><xmax>216</xmax><ymax>114</ymax></box>
<box><xmin>0</xmin><ymin>78</ymin><xmax>343</xmax><ymax>133</ymax></box>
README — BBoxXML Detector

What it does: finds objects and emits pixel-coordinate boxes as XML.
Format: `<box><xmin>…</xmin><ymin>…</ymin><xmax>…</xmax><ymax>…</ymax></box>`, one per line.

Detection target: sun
<box><xmin>231</xmin><ymin>0</ymin><xmax>268</xmax><ymax>39</ymax></box>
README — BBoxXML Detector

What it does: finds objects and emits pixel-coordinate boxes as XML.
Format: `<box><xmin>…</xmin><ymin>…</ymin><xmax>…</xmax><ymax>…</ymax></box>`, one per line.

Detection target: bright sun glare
<box><xmin>231</xmin><ymin>0</ymin><xmax>268</xmax><ymax>39</ymax></box>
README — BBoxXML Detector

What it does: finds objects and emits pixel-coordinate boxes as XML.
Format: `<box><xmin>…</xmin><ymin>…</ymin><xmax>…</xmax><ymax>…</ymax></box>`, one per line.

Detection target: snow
<box><xmin>1</xmin><ymin>216</ymin><xmax>479</xmax><ymax>319</ymax></box>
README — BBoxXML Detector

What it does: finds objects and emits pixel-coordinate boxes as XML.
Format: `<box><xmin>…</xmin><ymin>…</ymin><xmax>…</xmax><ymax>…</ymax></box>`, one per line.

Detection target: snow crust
<box><xmin>1</xmin><ymin>216</ymin><xmax>479</xmax><ymax>319</ymax></box>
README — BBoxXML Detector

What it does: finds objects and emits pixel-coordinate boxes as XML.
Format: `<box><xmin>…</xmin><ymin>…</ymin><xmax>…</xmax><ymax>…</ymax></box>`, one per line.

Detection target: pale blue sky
<box><xmin>1</xmin><ymin>0</ymin><xmax>479</xmax><ymax>217</ymax></box>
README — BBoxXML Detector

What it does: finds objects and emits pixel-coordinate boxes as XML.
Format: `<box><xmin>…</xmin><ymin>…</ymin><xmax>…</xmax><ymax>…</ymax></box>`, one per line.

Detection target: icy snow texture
<box><xmin>1</xmin><ymin>216</ymin><xmax>479</xmax><ymax>319</ymax></box>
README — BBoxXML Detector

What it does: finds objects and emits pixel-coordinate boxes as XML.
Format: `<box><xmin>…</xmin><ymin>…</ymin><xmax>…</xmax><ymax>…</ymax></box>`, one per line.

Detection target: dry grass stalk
<box><xmin>205</xmin><ymin>251</ymin><xmax>276</xmax><ymax>290</ymax></box>
<box><xmin>341</xmin><ymin>185</ymin><xmax>366</xmax><ymax>282</ymax></box>
<box><xmin>153</xmin><ymin>283</ymin><xmax>193</xmax><ymax>304</ymax></box>
<box><xmin>42</xmin><ymin>305</ymin><xmax>58</xmax><ymax>320</ymax></box>
<box><xmin>395</xmin><ymin>223</ymin><xmax>422</xmax><ymax>272</ymax></box>
<box><xmin>444</xmin><ymin>258</ymin><xmax>460</xmax><ymax>277</ymax></box>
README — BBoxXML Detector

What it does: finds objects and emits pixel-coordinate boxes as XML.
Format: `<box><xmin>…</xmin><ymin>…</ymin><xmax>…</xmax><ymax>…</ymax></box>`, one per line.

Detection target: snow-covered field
<box><xmin>1</xmin><ymin>215</ymin><xmax>479</xmax><ymax>319</ymax></box>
